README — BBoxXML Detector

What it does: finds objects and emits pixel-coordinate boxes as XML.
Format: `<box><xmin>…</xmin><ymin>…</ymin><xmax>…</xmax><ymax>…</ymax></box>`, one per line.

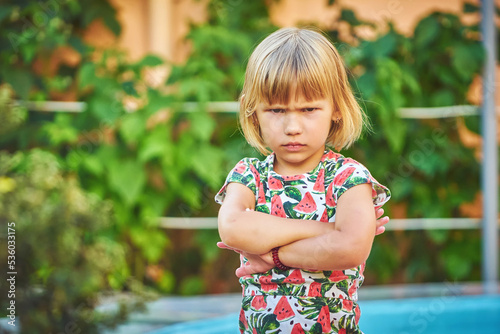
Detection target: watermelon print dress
<box><xmin>215</xmin><ymin>149</ymin><xmax>391</xmax><ymax>334</ymax></box>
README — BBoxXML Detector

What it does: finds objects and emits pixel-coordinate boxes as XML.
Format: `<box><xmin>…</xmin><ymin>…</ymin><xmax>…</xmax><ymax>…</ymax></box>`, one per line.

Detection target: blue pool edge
<box><xmin>151</xmin><ymin>294</ymin><xmax>500</xmax><ymax>334</ymax></box>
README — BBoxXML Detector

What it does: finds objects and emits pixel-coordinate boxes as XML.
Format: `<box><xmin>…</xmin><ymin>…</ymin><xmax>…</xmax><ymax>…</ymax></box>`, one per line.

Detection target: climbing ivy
<box><xmin>0</xmin><ymin>3</ymin><xmax>494</xmax><ymax>325</ymax></box>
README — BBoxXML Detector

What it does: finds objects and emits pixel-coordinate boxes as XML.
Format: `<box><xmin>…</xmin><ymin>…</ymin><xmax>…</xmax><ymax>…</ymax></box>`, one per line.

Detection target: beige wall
<box><xmin>107</xmin><ymin>0</ymin><xmax>491</xmax><ymax>61</ymax></box>
<box><xmin>84</xmin><ymin>0</ymin><xmax>498</xmax><ymax>109</ymax></box>
<box><xmin>107</xmin><ymin>0</ymin><xmax>207</xmax><ymax>62</ymax></box>
<box><xmin>269</xmin><ymin>0</ymin><xmax>470</xmax><ymax>34</ymax></box>
<box><xmin>103</xmin><ymin>0</ymin><xmax>497</xmax><ymax>119</ymax></box>
<box><xmin>106</xmin><ymin>0</ymin><xmax>496</xmax><ymax>104</ymax></box>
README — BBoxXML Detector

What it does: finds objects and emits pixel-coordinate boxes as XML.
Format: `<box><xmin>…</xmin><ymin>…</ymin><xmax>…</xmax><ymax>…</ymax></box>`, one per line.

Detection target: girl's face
<box><xmin>256</xmin><ymin>90</ymin><xmax>340</xmax><ymax>176</ymax></box>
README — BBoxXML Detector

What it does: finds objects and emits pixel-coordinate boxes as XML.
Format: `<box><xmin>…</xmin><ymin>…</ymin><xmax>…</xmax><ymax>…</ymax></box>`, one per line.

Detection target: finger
<box><xmin>375</xmin><ymin>208</ymin><xmax>384</xmax><ymax>219</ymax></box>
<box><xmin>217</xmin><ymin>241</ymin><xmax>227</xmax><ymax>248</ymax></box>
<box><xmin>217</xmin><ymin>242</ymin><xmax>234</xmax><ymax>250</ymax></box>
<box><xmin>376</xmin><ymin>216</ymin><xmax>389</xmax><ymax>225</ymax></box>
<box><xmin>235</xmin><ymin>265</ymin><xmax>250</xmax><ymax>278</ymax></box>
<box><xmin>375</xmin><ymin>226</ymin><xmax>386</xmax><ymax>236</ymax></box>
<box><xmin>235</xmin><ymin>267</ymin><xmax>244</xmax><ymax>277</ymax></box>
<box><xmin>217</xmin><ymin>242</ymin><xmax>242</xmax><ymax>254</ymax></box>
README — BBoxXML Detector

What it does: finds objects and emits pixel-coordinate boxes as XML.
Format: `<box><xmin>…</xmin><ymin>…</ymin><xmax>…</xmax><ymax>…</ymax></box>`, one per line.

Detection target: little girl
<box><xmin>215</xmin><ymin>27</ymin><xmax>391</xmax><ymax>334</ymax></box>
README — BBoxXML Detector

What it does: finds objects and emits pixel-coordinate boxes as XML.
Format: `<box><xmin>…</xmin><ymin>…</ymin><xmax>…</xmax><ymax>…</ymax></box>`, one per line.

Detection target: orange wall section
<box><xmin>268</xmin><ymin>0</ymin><xmax>483</xmax><ymax>35</ymax></box>
<box><xmin>107</xmin><ymin>0</ymin><xmax>497</xmax><ymax>61</ymax></box>
<box><xmin>110</xmin><ymin>0</ymin><xmax>149</xmax><ymax>60</ymax></box>
<box><xmin>88</xmin><ymin>0</ymin><xmax>499</xmax><ymax>111</ymax></box>
<box><xmin>105</xmin><ymin>0</ymin><xmax>207</xmax><ymax>62</ymax></box>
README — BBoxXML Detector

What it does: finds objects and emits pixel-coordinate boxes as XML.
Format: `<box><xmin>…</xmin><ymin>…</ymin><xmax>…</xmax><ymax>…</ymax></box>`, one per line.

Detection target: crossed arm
<box><xmin>217</xmin><ymin>182</ymin><xmax>389</xmax><ymax>277</ymax></box>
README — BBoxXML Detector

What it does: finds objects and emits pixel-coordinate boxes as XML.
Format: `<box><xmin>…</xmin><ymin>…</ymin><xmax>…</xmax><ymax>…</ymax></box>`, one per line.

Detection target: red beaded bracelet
<box><xmin>271</xmin><ymin>247</ymin><xmax>290</xmax><ymax>271</ymax></box>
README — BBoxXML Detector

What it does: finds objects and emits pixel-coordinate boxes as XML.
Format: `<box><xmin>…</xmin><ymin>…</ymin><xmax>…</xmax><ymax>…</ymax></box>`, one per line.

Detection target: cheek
<box><xmin>258</xmin><ymin>115</ymin><xmax>282</xmax><ymax>135</ymax></box>
<box><xmin>306</xmin><ymin>115</ymin><xmax>332</xmax><ymax>134</ymax></box>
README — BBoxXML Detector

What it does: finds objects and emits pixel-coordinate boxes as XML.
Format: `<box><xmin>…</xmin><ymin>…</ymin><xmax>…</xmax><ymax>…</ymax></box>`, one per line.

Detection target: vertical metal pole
<box><xmin>480</xmin><ymin>0</ymin><xmax>498</xmax><ymax>295</ymax></box>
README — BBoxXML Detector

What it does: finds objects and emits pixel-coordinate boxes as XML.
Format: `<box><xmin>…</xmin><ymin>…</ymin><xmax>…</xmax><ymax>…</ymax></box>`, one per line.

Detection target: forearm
<box><xmin>278</xmin><ymin>230</ymin><xmax>374</xmax><ymax>271</ymax></box>
<box><xmin>218</xmin><ymin>209</ymin><xmax>332</xmax><ymax>254</ymax></box>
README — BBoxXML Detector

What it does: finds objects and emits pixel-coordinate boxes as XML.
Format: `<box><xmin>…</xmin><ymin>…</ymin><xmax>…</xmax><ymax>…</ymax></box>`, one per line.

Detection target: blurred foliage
<box><xmin>0</xmin><ymin>3</ymin><xmax>495</xmax><ymax>328</ymax></box>
<box><xmin>325</xmin><ymin>4</ymin><xmax>487</xmax><ymax>283</ymax></box>
<box><xmin>0</xmin><ymin>87</ymin><xmax>150</xmax><ymax>333</ymax></box>
<box><xmin>0</xmin><ymin>0</ymin><xmax>271</xmax><ymax>320</ymax></box>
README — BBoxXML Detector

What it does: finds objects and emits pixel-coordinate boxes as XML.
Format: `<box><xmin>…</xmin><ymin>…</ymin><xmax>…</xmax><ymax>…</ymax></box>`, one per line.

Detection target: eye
<box><xmin>269</xmin><ymin>108</ymin><xmax>285</xmax><ymax>114</ymax></box>
<box><xmin>303</xmin><ymin>108</ymin><xmax>317</xmax><ymax>112</ymax></box>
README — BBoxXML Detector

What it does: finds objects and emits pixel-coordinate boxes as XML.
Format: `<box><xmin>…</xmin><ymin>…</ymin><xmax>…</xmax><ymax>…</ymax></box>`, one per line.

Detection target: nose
<box><xmin>284</xmin><ymin>112</ymin><xmax>302</xmax><ymax>136</ymax></box>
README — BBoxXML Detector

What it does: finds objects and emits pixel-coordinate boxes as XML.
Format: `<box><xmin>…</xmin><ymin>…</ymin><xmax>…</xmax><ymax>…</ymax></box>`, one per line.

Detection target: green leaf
<box><xmin>147</xmin><ymin>90</ymin><xmax>174</xmax><ymax>115</ymax></box>
<box><xmin>119</xmin><ymin>112</ymin><xmax>145</xmax><ymax>146</ymax></box>
<box><xmin>82</xmin><ymin>154</ymin><xmax>104</xmax><ymax>177</ymax></box>
<box><xmin>20</xmin><ymin>43</ymin><xmax>37</xmax><ymax>63</ymax></box>
<box><xmin>41</xmin><ymin>114</ymin><xmax>79</xmax><ymax>146</ymax></box>
<box><xmin>356</xmin><ymin>71</ymin><xmax>376</xmax><ymax>98</ymax></box>
<box><xmin>401</xmin><ymin>69</ymin><xmax>421</xmax><ymax>97</ymax></box>
<box><xmin>130</xmin><ymin>226</ymin><xmax>168</xmax><ymax>262</ymax></box>
<box><xmin>136</xmin><ymin>55</ymin><xmax>164</xmax><ymax>68</ymax></box>
<box><xmin>88</xmin><ymin>94</ymin><xmax>122</xmax><ymax>123</ymax></box>
<box><xmin>107</xmin><ymin>159</ymin><xmax>145</xmax><ymax>206</ymax></box>
<box><xmin>452</xmin><ymin>44</ymin><xmax>480</xmax><ymax>80</ymax></box>
<box><xmin>426</xmin><ymin>229</ymin><xmax>449</xmax><ymax>245</ymax></box>
<box><xmin>463</xmin><ymin>2</ymin><xmax>479</xmax><ymax>13</ymax></box>
<box><xmin>442</xmin><ymin>251</ymin><xmax>472</xmax><ymax>280</ymax></box>
<box><xmin>139</xmin><ymin>127</ymin><xmax>172</xmax><ymax>162</ymax></box>
<box><xmin>122</xmin><ymin>81</ymin><xmax>138</xmax><ymax>96</ymax></box>
<box><xmin>414</xmin><ymin>15</ymin><xmax>440</xmax><ymax>47</ymax></box>
<box><xmin>177</xmin><ymin>179</ymin><xmax>202</xmax><ymax>209</ymax></box>
<box><xmin>188</xmin><ymin>111</ymin><xmax>216</xmax><ymax>141</ymax></box>
<box><xmin>180</xmin><ymin>276</ymin><xmax>205</xmax><ymax>295</ymax></box>
<box><xmin>284</xmin><ymin>187</ymin><xmax>302</xmax><ymax>202</ymax></box>
<box><xmin>1</xmin><ymin>67</ymin><xmax>33</xmax><ymax>99</ymax></box>
<box><xmin>82</xmin><ymin>0</ymin><xmax>121</xmax><ymax>36</ymax></box>
<box><xmin>260</xmin><ymin>314</ymin><xmax>279</xmax><ymax>331</ymax></box>
<box><xmin>430</xmin><ymin>89</ymin><xmax>455</xmax><ymax>107</ymax></box>
<box><xmin>194</xmin><ymin>229</ymin><xmax>222</xmax><ymax>262</ymax></box>
<box><xmin>68</xmin><ymin>36</ymin><xmax>88</xmax><ymax>55</ymax></box>
<box><xmin>340</xmin><ymin>9</ymin><xmax>361</xmax><ymax>26</ymax></box>
<box><xmin>190</xmin><ymin>144</ymin><xmax>225</xmax><ymax>189</ymax></box>
<box><xmin>374</xmin><ymin>32</ymin><xmax>397</xmax><ymax>58</ymax></box>
<box><xmin>78</xmin><ymin>62</ymin><xmax>97</xmax><ymax>90</ymax></box>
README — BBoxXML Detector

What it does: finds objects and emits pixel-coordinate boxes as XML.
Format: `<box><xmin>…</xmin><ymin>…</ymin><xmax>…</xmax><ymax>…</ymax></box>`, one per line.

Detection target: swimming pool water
<box><xmin>156</xmin><ymin>294</ymin><xmax>500</xmax><ymax>334</ymax></box>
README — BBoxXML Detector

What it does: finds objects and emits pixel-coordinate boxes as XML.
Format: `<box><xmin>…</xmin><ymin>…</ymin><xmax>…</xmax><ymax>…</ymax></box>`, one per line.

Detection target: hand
<box><xmin>217</xmin><ymin>242</ymin><xmax>274</xmax><ymax>278</ymax></box>
<box><xmin>375</xmin><ymin>208</ymin><xmax>389</xmax><ymax>235</ymax></box>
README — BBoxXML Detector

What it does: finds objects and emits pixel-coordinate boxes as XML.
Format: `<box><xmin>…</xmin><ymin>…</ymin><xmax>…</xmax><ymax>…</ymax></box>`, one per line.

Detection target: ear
<box><xmin>331</xmin><ymin>110</ymin><xmax>342</xmax><ymax>123</ymax></box>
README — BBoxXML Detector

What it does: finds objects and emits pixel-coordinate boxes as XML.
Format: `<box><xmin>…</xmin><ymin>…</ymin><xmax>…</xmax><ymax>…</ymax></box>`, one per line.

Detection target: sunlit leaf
<box><xmin>119</xmin><ymin>112</ymin><xmax>145</xmax><ymax>146</ymax></box>
<box><xmin>414</xmin><ymin>15</ymin><xmax>440</xmax><ymax>47</ymax></box>
<box><xmin>107</xmin><ymin>158</ymin><xmax>145</xmax><ymax>206</ymax></box>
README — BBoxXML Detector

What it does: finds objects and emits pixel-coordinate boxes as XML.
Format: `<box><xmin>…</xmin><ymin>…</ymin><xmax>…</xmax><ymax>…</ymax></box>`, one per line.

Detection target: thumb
<box><xmin>235</xmin><ymin>266</ymin><xmax>247</xmax><ymax>278</ymax></box>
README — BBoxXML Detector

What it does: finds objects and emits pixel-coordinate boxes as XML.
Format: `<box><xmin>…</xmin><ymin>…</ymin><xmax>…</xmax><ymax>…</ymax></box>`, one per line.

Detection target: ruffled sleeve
<box><xmin>214</xmin><ymin>158</ymin><xmax>259</xmax><ymax>205</ymax></box>
<box><xmin>332</xmin><ymin>158</ymin><xmax>391</xmax><ymax>209</ymax></box>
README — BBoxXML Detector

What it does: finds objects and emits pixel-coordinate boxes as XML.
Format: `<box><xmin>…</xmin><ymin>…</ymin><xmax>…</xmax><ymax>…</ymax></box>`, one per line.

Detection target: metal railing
<box><xmin>18</xmin><ymin>26</ymin><xmax>499</xmax><ymax>291</ymax></box>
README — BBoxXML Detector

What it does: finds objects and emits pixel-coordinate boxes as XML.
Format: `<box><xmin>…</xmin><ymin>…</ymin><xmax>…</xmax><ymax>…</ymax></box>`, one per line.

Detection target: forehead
<box><xmin>260</xmin><ymin>89</ymin><xmax>330</xmax><ymax>106</ymax></box>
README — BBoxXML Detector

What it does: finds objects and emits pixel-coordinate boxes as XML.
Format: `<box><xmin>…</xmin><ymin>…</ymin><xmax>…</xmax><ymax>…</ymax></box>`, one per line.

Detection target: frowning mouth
<box><xmin>283</xmin><ymin>143</ymin><xmax>305</xmax><ymax>151</ymax></box>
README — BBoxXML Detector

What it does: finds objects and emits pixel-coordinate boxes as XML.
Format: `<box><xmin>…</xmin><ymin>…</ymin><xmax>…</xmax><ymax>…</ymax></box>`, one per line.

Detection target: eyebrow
<box><xmin>264</xmin><ymin>103</ymin><xmax>323</xmax><ymax>109</ymax></box>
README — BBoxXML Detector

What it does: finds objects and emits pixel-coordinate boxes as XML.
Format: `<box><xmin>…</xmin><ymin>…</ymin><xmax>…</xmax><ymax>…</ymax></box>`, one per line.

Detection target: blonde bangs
<box><xmin>254</xmin><ymin>43</ymin><xmax>331</xmax><ymax>106</ymax></box>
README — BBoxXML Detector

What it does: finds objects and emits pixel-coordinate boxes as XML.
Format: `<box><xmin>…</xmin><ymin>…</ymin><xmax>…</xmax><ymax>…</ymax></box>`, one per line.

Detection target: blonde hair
<box><xmin>239</xmin><ymin>27</ymin><xmax>368</xmax><ymax>155</ymax></box>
